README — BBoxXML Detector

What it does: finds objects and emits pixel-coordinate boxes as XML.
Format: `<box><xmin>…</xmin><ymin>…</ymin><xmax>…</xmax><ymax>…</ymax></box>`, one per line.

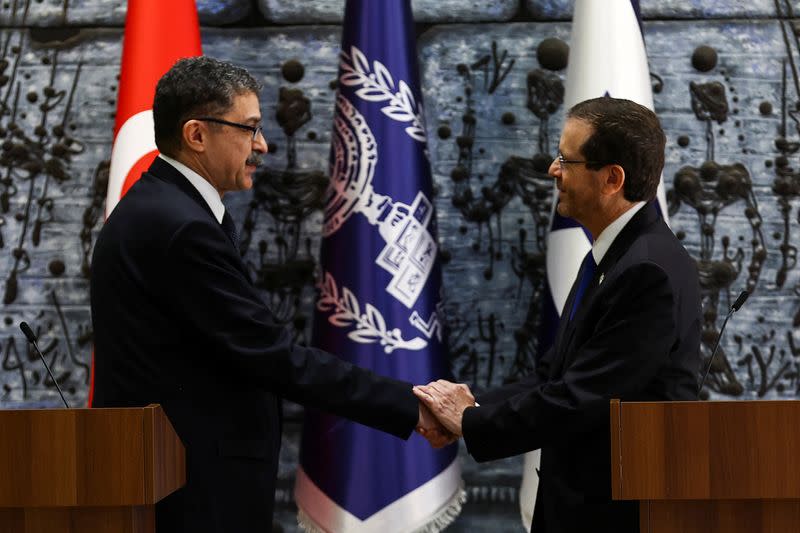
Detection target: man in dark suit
<box><xmin>414</xmin><ymin>97</ymin><xmax>702</xmax><ymax>532</ymax></box>
<box><xmin>91</xmin><ymin>56</ymin><xmax>448</xmax><ymax>533</ymax></box>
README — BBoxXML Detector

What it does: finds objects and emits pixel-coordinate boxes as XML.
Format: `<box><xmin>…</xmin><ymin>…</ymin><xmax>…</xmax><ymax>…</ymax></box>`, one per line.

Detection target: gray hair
<box><xmin>153</xmin><ymin>56</ymin><xmax>261</xmax><ymax>155</ymax></box>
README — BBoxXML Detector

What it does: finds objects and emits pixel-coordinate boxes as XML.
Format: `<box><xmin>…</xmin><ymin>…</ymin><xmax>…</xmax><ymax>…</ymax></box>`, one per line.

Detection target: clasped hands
<box><xmin>414</xmin><ymin>380</ymin><xmax>475</xmax><ymax>448</ymax></box>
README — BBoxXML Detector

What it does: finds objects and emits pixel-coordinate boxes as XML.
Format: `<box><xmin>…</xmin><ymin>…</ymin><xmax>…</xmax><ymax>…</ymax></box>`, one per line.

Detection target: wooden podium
<box><xmin>0</xmin><ymin>404</ymin><xmax>185</xmax><ymax>533</ymax></box>
<box><xmin>611</xmin><ymin>400</ymin><xmax>800</xmax><ymax>533</ymax></box>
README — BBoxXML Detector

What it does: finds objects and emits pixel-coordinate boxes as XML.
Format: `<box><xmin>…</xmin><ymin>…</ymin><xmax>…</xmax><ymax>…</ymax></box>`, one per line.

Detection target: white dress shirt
<box><xmin>159</xmin><ymin>154</ymin><xmax>226</xmax><ymax>224</ymax></box>
<box><xmin>591</xmin><ymin>201</ymin><xmax>647</xmax><ymax>265</ymax></box>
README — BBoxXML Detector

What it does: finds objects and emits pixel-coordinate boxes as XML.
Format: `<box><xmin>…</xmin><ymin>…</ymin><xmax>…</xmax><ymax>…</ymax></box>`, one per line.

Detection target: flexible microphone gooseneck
<box><xmin>697</xmin><ymin>290</ymin><xmax>749</xmax><ymax>397</ymax></box>
<box><xmin>20</xmin><ymin>321</ymin><xmax>70</xmax><ymax>408</ymax></box>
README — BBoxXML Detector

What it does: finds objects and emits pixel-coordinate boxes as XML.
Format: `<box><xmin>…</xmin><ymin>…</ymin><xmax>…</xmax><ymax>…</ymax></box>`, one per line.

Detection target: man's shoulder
<box><xmin>608</xmin><ymin>221</ymin><xmax>696</xmax><ymax>287</ymax></box>
<box><xmin>96</xmin><ymin>174</ymin><xmax>219</xmax><ymax>264</ymax></box>
<box><xmin>627</xmin><ymin>217</ymin><xmax>690</xmax><ymax>259</ymax></box>
<box><xmin>110</xmin><ymin>172</ymin><xmax>208</xmax><ymax>224</ymax></box>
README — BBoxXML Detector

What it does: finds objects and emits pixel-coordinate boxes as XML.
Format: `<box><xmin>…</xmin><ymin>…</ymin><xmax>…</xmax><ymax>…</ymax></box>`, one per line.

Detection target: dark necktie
<box><xmin>221</xmin><ymin>211</ymin><xmax>238</xmax><ymax>248</ymax></box>
<box><xmin>569</xmin><ymin>250</ymin><xmax>597</xmax><ymax>321</ymax></box>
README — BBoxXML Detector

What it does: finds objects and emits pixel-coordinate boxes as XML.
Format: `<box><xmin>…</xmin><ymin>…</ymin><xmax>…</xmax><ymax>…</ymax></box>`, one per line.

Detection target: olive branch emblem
<box><xmin>317</xmin><ymin>271</ymin><xmax>427</xmax><ymax>353</ymax></box>
<box><xmin>339</xmin><ymin>45</ymin><xmax>427</xmax><ymax>143</ymax></box>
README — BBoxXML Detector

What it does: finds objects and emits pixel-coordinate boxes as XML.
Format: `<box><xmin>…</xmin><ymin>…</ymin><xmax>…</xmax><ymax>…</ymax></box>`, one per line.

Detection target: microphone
<box><xmin>697</xmin><ymin>290</ymin><xmax>749</xmax><ymax>397</ymax></box>
<box><xmin>20</xmin><ymin>322</ymin><xmax>70</xmax><ymax>408</ymax></box>
<box><xmin>731</xmin><ymin>290</ymin><xmax>749</xmax><ymax>312</ymax></box>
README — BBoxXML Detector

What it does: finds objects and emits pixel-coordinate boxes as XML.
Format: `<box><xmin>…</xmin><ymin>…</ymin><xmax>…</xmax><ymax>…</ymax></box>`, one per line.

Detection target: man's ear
<box><xmin>602</xmin><ymin>164</ymin><xmax>625</xmax><ymax>196</ymax></box>
<box><xmin>181</xmin><ymin>120</ymin><xmax>207</xmax><ymax>154</ymax></box>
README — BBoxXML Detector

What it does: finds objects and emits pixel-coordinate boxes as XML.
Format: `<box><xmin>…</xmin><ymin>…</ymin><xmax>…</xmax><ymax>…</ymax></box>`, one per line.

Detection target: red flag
<box><xmin>105</xmin><ymin>0</ymin><xmax>202</xmax><ymax>218</ymax></box>
<box><xmin>90</xmin><ymin>0</ymin><xmax>201</xmax><ymax>407</ymax></box>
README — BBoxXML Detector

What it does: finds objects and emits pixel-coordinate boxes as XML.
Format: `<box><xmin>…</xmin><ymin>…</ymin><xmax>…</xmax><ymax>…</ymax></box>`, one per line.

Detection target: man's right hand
<box><xmin>413</xmin><ymin>380</ymin><xmax>475</xmax><ymax>437</ymax></box>
<box><xmin>416</xmin><ymin>401</ymin><xmax>457</xmax><ymax>448</ymax></box>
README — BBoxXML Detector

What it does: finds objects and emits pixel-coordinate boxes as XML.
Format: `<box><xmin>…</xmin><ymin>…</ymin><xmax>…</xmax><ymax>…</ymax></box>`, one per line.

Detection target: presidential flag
<box><xmin>521</xmin><ymin>0</ymin><xmax>668</xmax><ymax>529</ymax></box>
<box><xmin>295</xmin><ymin>1</ymin><xmax>464</xmax><ymax>531</ymax></box>
<box><xmin>89</xmin><ymin>0</ymin><xmax>200</xmax><ymax>406</ymax></box>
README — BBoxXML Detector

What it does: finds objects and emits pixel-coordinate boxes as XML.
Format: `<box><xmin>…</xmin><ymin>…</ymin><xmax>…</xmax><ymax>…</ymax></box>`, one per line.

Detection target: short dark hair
<box><xmin>567</xmin><ymin>97</ymin><xmax>665</xmax><ymax>202</ymax></box>
<box><xmin>153</xmin><ymin>56</ymin><xmax>261</xmax><ymax>156</ymax></box>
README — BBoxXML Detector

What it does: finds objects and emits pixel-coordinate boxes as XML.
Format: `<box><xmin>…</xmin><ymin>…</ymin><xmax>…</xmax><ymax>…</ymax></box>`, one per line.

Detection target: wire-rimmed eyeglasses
<box><xmin>556</xmin><ymin>153</ymin><xmax>607</xmax><ymax>171</ymax></box>
<box><xmin>192</xmin><ymin>117</ymin><xmax>263</xmax><ymax>141</ymax></box>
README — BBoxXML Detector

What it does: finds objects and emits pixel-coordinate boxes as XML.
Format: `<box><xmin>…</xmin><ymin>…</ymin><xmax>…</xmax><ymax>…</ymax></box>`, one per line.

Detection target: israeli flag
<box><xmin>521</xmin><ymin>0</ymin><xmax>668</xmax><ymax>529</ymax></box>
<box><xmin>295</xmin><ymin>1</ymin><xmax>464</xmax><ymax>531</ymax></box>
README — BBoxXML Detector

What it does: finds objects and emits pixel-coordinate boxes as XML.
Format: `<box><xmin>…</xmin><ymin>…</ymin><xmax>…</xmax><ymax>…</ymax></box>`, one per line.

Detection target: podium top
<box><xmin>0</xmin><ymin>404</ymin><xmax>185</xmax><ymax>507</ymax></box>
<box><xmin>610</xmin><ymin>399</ymin><xmax>800</xmax><ymax>501</ymax></box>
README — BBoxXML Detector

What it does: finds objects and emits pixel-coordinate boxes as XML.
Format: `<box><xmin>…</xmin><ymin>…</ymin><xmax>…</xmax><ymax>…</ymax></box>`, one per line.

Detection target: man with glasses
<box><xmin>415</xmin><ymin>97</ymin><xmax>702</xmax><ymax>532</ymax></box>
<box><xmin>90</xmin><ymin>56</ymin><xmax>449</xmax><ymax>533</ymax></box>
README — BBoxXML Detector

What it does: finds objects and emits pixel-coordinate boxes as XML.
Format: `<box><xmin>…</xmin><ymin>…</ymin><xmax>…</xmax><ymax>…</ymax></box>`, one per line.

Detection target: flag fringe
<box><xmin>296</xmin><ymin>485</ymin><xmax>467</xmax><ymax>533</ymax></box>
<box><xmin>297</xmin><ymin>510</ymin><xmax>326</xmax><ymax>533</ymax></box>
<box><xmin>413</xmin><ymin>485</ymin><xmax>467</xmax><ymax>533</ymax></box>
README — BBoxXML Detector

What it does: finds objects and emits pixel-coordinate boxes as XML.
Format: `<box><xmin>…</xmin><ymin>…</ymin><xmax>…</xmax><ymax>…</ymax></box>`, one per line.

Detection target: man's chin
<box><xmin>241</xmin><ymin>167</ymin><xmax>257</xmax><ymax>189</ymax></box>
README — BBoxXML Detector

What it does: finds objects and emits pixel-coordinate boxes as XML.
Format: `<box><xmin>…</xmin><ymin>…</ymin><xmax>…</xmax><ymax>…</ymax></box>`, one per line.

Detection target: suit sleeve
<box><xmin>164</xmin><ymin>220</ymin><xmax>418</xmax><ymax>440</ymax></box>
<box><xmin>463</xmin><ymin>261</ymin><xmax>677</xmax><ymax>461</ymax></box>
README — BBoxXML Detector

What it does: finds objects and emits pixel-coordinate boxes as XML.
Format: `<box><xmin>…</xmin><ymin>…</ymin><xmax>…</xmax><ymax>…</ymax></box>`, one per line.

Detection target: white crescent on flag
<box><xmin>106</xmin><ymin>110</ymin><xmax>157</xmax><ymax>216</ymax></box>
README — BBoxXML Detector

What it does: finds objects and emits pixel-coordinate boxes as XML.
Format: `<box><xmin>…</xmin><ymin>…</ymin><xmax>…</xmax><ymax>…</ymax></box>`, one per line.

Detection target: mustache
<box><xmin>246</xmin><ymin>152</ymin><xmax>263</xmax><ymax>166</ymax></box>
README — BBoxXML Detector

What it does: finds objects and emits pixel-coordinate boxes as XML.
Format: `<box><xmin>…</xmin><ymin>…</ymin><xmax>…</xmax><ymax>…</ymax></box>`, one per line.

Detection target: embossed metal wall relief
<box><xmin>0</xmin><ymin>21</ymin><xmax>118</xmax><ymax>405</ymax></box>
<box><xmin>239</xmin><ymin>64</ymin><xmax>327</xmax><ymax>343</ymax></box>
<box><xmin>443</xmin><ymin>41</ymin><xmax>568</xmax><ymax>388</ymax></box>
<box><xmin>422</xmin><ymin>26</ymin><xmax>574</xmax><ymax>397</ymax></box>
<box><xmin>671</xmin><ymin>73</ymin><xmax>766</xmax><ymax>396</ymax></box>
<box><xmin>655</xmin><ymin>17</ymin><xmax>799</xmax><ymax>399</ymax></box>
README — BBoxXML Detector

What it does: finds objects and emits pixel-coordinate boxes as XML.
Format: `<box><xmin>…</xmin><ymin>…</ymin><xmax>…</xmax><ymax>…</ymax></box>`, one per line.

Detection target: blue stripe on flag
<box><xmin>631</xmin><ymin>0</ymin><xmax>643</xmax><ymax>37</ymax></box>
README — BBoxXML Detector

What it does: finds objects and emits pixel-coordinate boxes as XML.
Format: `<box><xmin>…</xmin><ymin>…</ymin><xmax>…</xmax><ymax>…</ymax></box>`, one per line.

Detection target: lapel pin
<box><xmin>599</xmin><ymin>273</ymin><xmax>605</xmax><ymax>285</ymax></box>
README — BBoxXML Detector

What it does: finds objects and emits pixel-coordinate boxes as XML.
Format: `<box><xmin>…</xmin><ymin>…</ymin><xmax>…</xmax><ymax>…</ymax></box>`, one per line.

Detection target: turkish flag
<box><xmin>105</xmin><ymin>0</ymin><xmax>202</xmax><ymax>218</ymax></box>
<box><xmin>91</xmin><ymin>0</ymin><xmax>201</xmax><ymax>407</ymax></box>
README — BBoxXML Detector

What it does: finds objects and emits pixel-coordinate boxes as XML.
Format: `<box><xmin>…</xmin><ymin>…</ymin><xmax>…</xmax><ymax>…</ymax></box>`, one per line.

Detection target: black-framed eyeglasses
<box><xmin>556</xmin><ymin>153</ymin><xmax>606</xmax><ymax>171</ymax></box>
<box><xmin>192</xmin><ymin>116</ymin><xmax>263</xmax><ymax>141</ymax></box>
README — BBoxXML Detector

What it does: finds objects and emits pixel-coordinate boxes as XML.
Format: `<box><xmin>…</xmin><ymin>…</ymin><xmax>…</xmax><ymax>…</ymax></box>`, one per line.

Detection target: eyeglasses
<box><xmin>556</xmin><ymin>153</ymin><xmax>606</xmax><ymax>171</ymax></box>
<box><xmin>193</xmin><ymin>117</ymin><xmax>263</xmax><ymax>141</ymax></box>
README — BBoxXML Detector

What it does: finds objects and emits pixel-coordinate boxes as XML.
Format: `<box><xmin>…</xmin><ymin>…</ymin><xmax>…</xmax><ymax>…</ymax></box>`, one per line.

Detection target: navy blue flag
<box><xmin>295</xmin><ymin>1</ymin><xmax>464</xmax><ymax>531</ymax></box>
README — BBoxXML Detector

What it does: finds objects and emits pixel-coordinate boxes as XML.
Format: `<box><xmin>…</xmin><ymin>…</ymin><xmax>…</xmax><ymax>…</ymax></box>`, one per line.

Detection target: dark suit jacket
<box><xmin>90</xmin><ymin>157</ymin><xmax>419</xmax><ymax>533</ymax></box>
<box><xmin>462</xmin><ymin>202</ymin><xmax>701</xmax><ymax>533</ymax></box>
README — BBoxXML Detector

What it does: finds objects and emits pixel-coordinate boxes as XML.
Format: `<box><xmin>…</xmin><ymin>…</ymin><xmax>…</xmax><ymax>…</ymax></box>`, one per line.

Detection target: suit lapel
<box><xmin>146</xmin><ymin>157</ymin><xmax>255</xmax><ymax>284</ymax></box>
<box><xmin>147</xmin><ymin>157</ymin><xmax>219</xmax><ymax>224</ymax></box>
<box><xmin>594</xmin><ymin>201</ymin><xmax>660</xmax><ymax>279</ymax></box>
<box><xmin>549</xmin><ymin>201</ymin><xmax>661</xmax><ymax>377</ymax></box>
<box><xmin>550</xmin><ymin>259</ymin><xmax>587</xmax><ymax>369</ymax></box>
<box><xmin>554</xmin><ymin>269</ymin><xmax>600</xmax><ymax>374</ymax></box>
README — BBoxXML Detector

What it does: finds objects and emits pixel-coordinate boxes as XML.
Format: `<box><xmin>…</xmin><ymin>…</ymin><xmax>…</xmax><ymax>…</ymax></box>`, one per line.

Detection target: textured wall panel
<box><xmin>647</xmin><ymin>19</ymin><xmax>800</xmax><ymax>399</ymax></box>
<box><xmin>0</xmin><ymin>28</ymin><xmax>118</xmax><ymax>407</ymax></box>
<box><xmin>526</xmin><ymin>0</ymin><xmax>800</xmax><ymax>20</ymax></box>
<box><xmin>421</xmin><ymin>22</ymin><xmax>572</xmax><ymax>393</ymax></box>
<box><xmin>258</xmin><ymin>0</ymin><xmax>519</xmax><ymax>24</ymax></box>
<box><xmin>0</xmin><ymin>0</ymin><xmax>252</xmax><ymax>27</ymax></box>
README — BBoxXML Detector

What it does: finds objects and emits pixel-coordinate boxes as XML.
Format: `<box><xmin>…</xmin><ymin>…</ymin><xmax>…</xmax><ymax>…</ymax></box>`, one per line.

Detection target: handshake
<box><xmin>413</xmin><ymin>380</ymin><xmax>476</xmax><ymax>448</ymax></box>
